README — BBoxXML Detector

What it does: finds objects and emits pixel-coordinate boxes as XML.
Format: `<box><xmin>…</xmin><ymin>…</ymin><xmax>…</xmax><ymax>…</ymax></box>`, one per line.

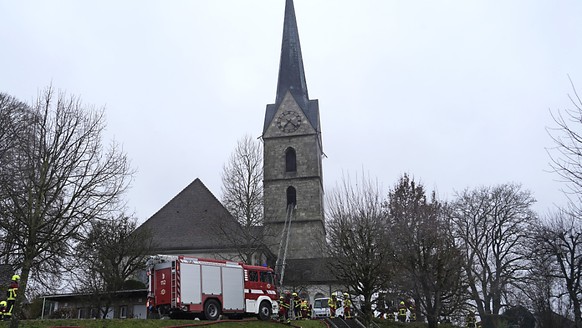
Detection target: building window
<box><xmin>42</xmin><ymin>300</ymin><xmax>56</xmax><ymax>318</ymax></box>
<box><xmin>285</xmin><ymin>148</ymin><xmax>296</xmax><ymax>172</ymax></box>
<box><xmin>120</xmin><ymin>305</ymin><xmax>127</xmax><ymax>319</ymax></box>
<box><xmin>287</xmin><ymin>186</ymin><xmax>296</xmax><ymax>206</ymax></box>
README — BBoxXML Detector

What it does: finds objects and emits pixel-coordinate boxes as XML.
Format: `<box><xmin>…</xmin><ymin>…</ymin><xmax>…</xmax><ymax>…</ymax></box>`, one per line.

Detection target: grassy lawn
<box><xmin>0</xmin><ymin>319</ymin><xmax>328</xmax><ymax>328</ymax></box>
<box><xmin>373</xmin><ymin>319</ymin><xmax>458</xmax><ymax>328</ymax></box>
<box><xmin>0</xmin><ymin>318</ymin><xmax>466</xmax><ymax>328</ymax></box>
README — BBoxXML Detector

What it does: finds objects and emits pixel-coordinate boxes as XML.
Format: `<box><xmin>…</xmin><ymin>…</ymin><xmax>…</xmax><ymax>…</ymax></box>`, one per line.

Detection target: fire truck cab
<box><xmin>147</xmin><ymin>255</ymin><xmax>278</xmax><ymax>320</ymax></box>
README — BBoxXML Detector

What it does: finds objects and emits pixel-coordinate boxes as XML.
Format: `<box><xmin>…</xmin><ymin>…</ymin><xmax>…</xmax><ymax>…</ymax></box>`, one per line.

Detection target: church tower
<box><xmin>262</xmin><ymin>0</ymin><xmax>325</xmax><ymax>261</ymax></box>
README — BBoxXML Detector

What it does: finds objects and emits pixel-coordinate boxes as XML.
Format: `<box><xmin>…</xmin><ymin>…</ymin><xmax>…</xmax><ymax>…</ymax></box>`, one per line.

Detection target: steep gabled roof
<box><xmin>136</xmin><ymin>178</ymin><xmax>244</xmax><ymax>252</ymax></box>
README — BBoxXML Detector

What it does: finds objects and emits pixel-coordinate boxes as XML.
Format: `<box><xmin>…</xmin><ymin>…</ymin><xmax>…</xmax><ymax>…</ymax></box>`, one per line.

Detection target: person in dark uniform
<box><xmin>397</xmin><ymin>301</ymin><xmax>407</xmax><ymax>322</ymax></box>
<box><xmin>5</xmin><ymin>275</ymin><xmax>19</xmax><ymax>320</ymax></box>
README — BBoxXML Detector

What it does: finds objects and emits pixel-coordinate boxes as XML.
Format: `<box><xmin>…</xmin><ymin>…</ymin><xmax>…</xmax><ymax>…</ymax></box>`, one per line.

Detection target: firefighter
<box><xmin>279</xmin><ymin>295</ymin><xmax>290</xmax><ymax>323</ymax></box>
<box><xmin>343</xmin><ymin>293</ymin><xmax>352</xmax><ymax>319</ymax></box>
<box><xmin>5</xmin><ymin>274</ymin><xmax>19</xmax><ymax>320</ymax></box>
<box><xmin>328</xmin><ymin>294</ymin><xmax>338</xmax><ymax>318</ymax></box>
<box><xmin>0</xmin><ymin>300</ymin><xmax>5</xmax><ymax>320</ymax></box>
<box><xmin>300</xmin><ymin>298</ymin><xmax>308</xmax><ymax>319</ymax></box>
<box><xmin>466</xmin><ymin>310</ymin><xmax>477</xmax><ymax>328</ymax></box>
<box><xmin>408</xmin><ymin>303</ymin><xmax>416</xmax><ymax>322</ymax></box>
<box><xmin>292</xmin><ymin>292</ymin><xmax>301</xmax><ymax>319</ymax></box>
<box><xmin>397</xmin><ymin>301</ymin><xmax>407</xmax><ymax>322</ymax></box>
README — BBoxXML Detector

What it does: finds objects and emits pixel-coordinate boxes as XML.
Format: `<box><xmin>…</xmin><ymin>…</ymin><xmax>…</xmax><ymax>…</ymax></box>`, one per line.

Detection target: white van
<box><xmin>312</xmin><ymin>297</ymin><xmax>344</xmax><ymax>318</ymax></box>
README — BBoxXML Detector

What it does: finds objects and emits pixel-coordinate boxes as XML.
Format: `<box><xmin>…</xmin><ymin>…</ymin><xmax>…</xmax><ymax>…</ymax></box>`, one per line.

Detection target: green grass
<box><xmin>372</xmin><ymin>319</ymin><xmax>458</xmax><ymax>328</ymax></box>
<box><xmin>0</xmin><ymin>319</ymin><xmax>327</xmax><ymax>328</ymax></box>
<box><xmin>0</xmin><ymin>318</ymin><xmax>465</xmax><ymax>328</ymax></box>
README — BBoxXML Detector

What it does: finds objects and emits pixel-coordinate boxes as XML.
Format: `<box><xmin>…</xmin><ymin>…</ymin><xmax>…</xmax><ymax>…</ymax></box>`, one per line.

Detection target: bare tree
<box><xmin>532</xmin><ymin>211</ymin><xmax>582</xmax><ymax>327</ymax></box>
<box><xmin>325</xmin><ymin>173</ymin><xmax>392</xmax><ymax>325</ymax></box>
<box><xmin>542</xmin><ymin>77</ymin><xmax>582</xmax><ymax>327</ymax></box>
<box><xmin>520</xmin><ymin>234</ymin><xmax>559</xmax><ymax>328</ymax></box>
<box><xmin>0</xmin><ymin>93</ymin><xmax>28</xmax><ymax>159</ymax></box>
<box><xmin>0</xmin><ymin>87</ymin><xmax>133</xmax><ymax>327</ymax></box>
<box><xmin>75</xmin><ymin>214</ymin><xmax>155</xmax><ymax>319</ymax></box>
<box><xmin>0</xmin><ymin>93</ymin><xmax>29</xmax><ymax>266</ymax></box>
<box><xmin>219</xmin><ymin>135</ymin><xmax>266</xmax><ymax>264</ymax></box>
<box><xmin>452</xmin><ymin>184</ymin><xmax>536</xmax><ymax>328</ymax></box>
<box><xmin>547</xmin><ymin>77</ymin><xmax>582</xmax><ymax>215</ymax></box>
<box><xmin>385</xmin><ymin>174</ymin><xmax>466</xmax><ymax>328</ymax></box>
<box><xmin>221</xmin><ymin>134</ymin><xmax>263</xmax><ymax>227</ymax></box>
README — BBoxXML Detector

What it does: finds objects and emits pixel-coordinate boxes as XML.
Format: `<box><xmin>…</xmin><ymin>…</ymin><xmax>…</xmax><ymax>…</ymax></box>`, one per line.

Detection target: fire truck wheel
<box><xmin>204</xmin><ymin>299</ymin><xmax>221</xmax><ymax>321</ymax></box>
<box><xmin>258</xmin><ymin>301</ymin><xmax>272</xmax><ymax>321</ymax></box>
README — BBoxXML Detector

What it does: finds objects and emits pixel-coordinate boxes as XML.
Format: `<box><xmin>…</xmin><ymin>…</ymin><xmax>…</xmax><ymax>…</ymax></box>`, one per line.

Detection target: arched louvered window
<box><xmin>285</xmin><ymin>147</ymin><xmax>297</xmax><ymax>172</ymax></box>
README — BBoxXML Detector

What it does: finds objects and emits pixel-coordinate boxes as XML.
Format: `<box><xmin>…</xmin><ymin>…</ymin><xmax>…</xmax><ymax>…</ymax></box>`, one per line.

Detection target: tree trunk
<box><xmin>573</xmin><ymin>297</ymin><xmax>582</xmax><ymax>328</ymax></box>
<box><xmin>9</xmin><ymin>256</ymin><xmax>32</xmax><ymax>328</ymax></box>
<box><xmin>426</xmin><ymin>314</ymin><xmax>439</xmax><ymax>328</ymax></box>
<box><xmin>362</xmin><ymin>295</ymin><xmax>374</xmax><ymax>327</ymax></box>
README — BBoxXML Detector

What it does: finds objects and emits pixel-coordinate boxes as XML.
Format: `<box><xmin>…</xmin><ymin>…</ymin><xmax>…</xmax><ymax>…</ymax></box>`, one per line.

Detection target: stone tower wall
<box><xmin>263</xmin><ymin>93</ymin><xmax>325</xmax><ymax>259</ymax></box>
<box><xmin>265</xmin><ymin>220</ymin><xmax>326</xmax><ymax>259</ymax></box>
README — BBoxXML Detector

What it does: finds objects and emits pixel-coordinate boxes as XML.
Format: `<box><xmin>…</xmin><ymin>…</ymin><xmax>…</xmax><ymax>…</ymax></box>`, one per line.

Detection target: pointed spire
<box><xmin>276</xmin><ymin>0</ymin><xmax>309</xmax><ymax>110</ymax></box>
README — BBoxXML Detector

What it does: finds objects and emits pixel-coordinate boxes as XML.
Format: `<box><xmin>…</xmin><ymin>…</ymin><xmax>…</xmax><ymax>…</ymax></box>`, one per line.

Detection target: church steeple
<box><xmin>275</xmin><ymin>0</ymin><xmax>309</xmax><ymax>111</ymax></box>
<box><xmin>262</xmin><ymin>0</ymin><xmax>325</xmax><ymax>263</ymax></box>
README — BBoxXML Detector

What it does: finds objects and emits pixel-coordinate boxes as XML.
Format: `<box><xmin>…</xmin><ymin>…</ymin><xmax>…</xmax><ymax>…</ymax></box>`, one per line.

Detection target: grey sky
<box><xmin>1</xmin><ymin>0</ymin><xmax>581</xmax><ymax>222</ymax></box>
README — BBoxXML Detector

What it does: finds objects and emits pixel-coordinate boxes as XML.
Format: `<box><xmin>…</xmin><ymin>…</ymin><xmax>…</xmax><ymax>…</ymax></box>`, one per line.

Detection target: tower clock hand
<box><xmin>276</xmin><ymin>111</ymin><xmax>301</xmax><ymax>132</ymax></box>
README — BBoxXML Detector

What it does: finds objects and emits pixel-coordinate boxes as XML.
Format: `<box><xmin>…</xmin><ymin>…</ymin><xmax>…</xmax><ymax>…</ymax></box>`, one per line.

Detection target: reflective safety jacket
<box><xmin>398</xmin><ymin>304</ymin><xmax>407</xmax><ymax>316</ymax></box>
<box><xmin>328</xmin><ymin>297</ymin><xmax>337</xmax><ymax>309</ymax></box>
<box><xmin>293</xmin><ymin>296</ymin><xmax>301</xmax><ymax>309</ymax></box>
<box><xmin>7</xmin><ymin>281</ymin><xmax>18</xmax><ymax>301</ymax></box>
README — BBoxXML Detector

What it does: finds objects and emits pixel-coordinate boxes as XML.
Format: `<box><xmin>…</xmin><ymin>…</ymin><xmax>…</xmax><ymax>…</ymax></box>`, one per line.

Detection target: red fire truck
<box><xmin>146</xmin><ymin>255</ymin><xmax>278</xmax><ymax>320</ymax></box>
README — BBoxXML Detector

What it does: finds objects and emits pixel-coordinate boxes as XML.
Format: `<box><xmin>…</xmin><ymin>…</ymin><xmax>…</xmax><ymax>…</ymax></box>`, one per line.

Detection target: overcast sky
<box><xmin>2</xmin><ymin>0</ymin><xmax>581</xmax><ymax>222</ymax></box>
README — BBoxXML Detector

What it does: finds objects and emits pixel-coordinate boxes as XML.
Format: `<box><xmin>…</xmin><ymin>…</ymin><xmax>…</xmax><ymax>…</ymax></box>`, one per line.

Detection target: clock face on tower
<box><xmin>276</xmin><ymin>110</ymin><xmax>302</xmax><ymax>133</ymax></box>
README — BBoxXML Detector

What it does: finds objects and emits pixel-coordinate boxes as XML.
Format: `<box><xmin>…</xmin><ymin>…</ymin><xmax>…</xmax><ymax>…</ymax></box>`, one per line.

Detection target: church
<box><xmin>138</xmin><ymin>0</ymin><xmax>338</xmax><ymax>302</ymax></box>
<box><xmin>40</xmin><ymin>1</ymin><xmax>341</xmax><ymax>319</ymax></box>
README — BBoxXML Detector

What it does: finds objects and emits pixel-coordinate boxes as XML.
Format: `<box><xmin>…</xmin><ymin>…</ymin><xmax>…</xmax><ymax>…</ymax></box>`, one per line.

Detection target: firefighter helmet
<box><xmin>12</xmin><ymin>274</ymin><xmax>20</xmax><ymax>281</ymax></box>
<box><xmin>400</xmin><ymin>301</ymin><xmax>405</xmax><ymax>305</ymax></box>
<box><xmin>0</xmin><ymin>300</ymin><xmax>6</xmax><ymax>306</ymax></box>
<box><xmin>292</xmin><ymin>292</ymin><xmax>298</xmax><ymax>297</ymax></box>
<box><xmin>344</xmin><ymin>293</ymin><xmax>349</xmax><ymax>297</ymax></box>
